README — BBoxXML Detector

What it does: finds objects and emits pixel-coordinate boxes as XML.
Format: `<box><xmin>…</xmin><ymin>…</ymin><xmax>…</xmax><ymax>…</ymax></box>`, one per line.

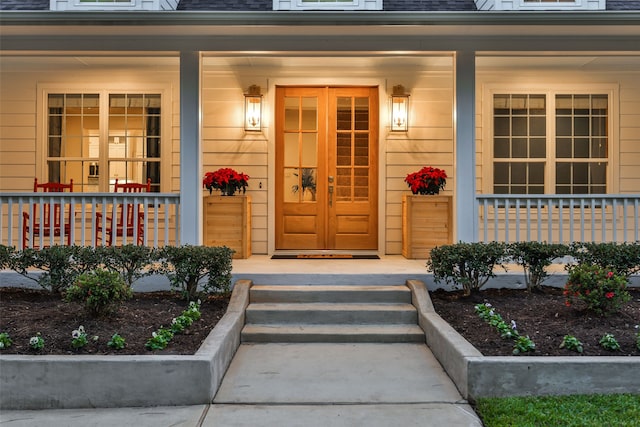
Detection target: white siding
<box><xmin>385</xmin><ymin>73</ymin><xmax>455</xmax><ymax>254</ymax></box>
<box><xmin>0</xmin><ymin>81</ymin><xmax>37</xmax><ymax>191</ymax></box>
<box><xmin>201</xmin><ymin>72</ymin><xmax>269</xmax><ymax>254</ymax></box>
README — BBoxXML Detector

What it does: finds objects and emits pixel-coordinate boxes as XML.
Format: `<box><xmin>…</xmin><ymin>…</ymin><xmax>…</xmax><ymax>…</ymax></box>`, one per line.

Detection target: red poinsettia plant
<box><xmin>405</xmin><ymin>166</ymin><xmax>447</xmax><ymax>195</ymax></box>
<box><xmin>203</xmin><ymin>167</ymin><xmax>249</xmax><ymax>196</ymax></box>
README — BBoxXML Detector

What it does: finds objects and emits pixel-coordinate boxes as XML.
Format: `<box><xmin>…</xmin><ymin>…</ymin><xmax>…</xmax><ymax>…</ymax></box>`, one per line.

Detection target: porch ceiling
<box><xmin>2</xmin><ymin>53</ymin><xmax>640</xmax><ymax>73</ymax></box>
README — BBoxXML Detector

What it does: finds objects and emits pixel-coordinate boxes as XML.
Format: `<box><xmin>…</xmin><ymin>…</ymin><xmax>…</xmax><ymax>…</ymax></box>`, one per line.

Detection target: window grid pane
<box><xmin>493</xmin><ymin>94</ymin><xmax>547</xmax><ymax>194</ymax></box>
<box><xmin>554</xmin><ymin>94</ymin><xmax>608</xmax><ymax>194</ymax></box>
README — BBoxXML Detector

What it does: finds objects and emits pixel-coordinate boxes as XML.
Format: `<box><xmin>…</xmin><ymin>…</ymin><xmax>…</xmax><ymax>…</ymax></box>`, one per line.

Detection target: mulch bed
<box><xmin>0</xmin><ymin>287</ymin><xmax>229</xmax><ymax>355</ymax></box>
<box><xmin>430</xmin><ymin>287</ymin><xmax>640</xmax><ymax>356</ymax></box>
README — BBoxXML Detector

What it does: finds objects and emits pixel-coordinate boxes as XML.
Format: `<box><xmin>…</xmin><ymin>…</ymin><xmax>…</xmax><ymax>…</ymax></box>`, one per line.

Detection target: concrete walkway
<box><xmin>0</xmin><ymin>342</ymin><xmax>482</xmax><ymax>426</ymax></box>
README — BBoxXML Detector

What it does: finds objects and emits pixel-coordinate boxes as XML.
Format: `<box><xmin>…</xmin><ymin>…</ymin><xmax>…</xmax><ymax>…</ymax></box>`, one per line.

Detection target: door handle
<box><xmin>328</xmin><ymin>185</ymin><xmax>334</xmax><ymax>207</ymax></box>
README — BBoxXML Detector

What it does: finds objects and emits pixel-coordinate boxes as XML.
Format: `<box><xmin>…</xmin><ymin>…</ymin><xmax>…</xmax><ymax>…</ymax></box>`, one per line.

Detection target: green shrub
<box><xmin>65</xmin><ymin>269</ymin><xmax>132</xmax><ymax>317</ymax></box>
<box><xmin>507</xmin><ymin>242</ymin><xmax>567</xmax><ymax>291</ymax></box>
<box><xmin>97</xmin><ymin>244</ymin><xmax>155</xmax><ymax>288</ymax></box>
<box><xmin>564</xmin><ymin>264</ymin><xmax>631</xmax><ymax>316</ymax></box>
<box><xmin>569</xmin><ymin>242</ymin><xmax>640</xmax><ymax>278</ymax></box>
<box><xmin>7</xmin><ymin>245</ymin><xmax>101</xmax><ymax>294</ymax></box>
<box><xmin>0</xmin><ymin>244</ymin><xmax>16</xmax><ymax>270</ymax></box>
<box><xmin>427</xmin><ymin>242</ymin><xmax>508</xmax><ymax>296</ymax></box>
<box><xmin>155</xmin><ymin>245</ymin><xmax>233</xmax><ymax>301</ymax></box>
<box><xmin>14</xmin><ymin>246</ymin><xmax>88</xmax><ymax>294</ymax></box>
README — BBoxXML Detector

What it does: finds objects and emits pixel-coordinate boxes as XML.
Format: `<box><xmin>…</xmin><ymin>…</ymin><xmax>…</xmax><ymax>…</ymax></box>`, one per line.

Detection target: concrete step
<box><xmin>241</xmin><ymin>324</ymin><xmax>425</xmax><ymax>343</ymax></box>
<box><xmin>245</xmin><ymin>303</ymin><xmax>417</xmax><ymax>325</ymax></box>
<box><xmin>250</xmin><ymin>285</ymin><xmax>412</xmax><ymax>304</ymax></box>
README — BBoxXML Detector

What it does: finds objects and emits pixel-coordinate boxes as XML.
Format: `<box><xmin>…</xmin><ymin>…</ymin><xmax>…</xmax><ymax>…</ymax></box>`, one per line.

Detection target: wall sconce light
<box><xmin>244</xmin><ymin>85</ymin><xmax>263</xmax><ymax>131</ymax></box>
<box><xmin>390</xmin><ymin>85</ymin><xmax>409</xmax><ymax>132</ymax></box>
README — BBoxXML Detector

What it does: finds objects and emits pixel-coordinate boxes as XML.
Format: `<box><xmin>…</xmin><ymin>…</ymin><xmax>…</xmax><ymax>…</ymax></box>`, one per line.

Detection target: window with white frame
<box><xmin>492</xmin><ymin>92</ymin><xmax>610</xmax><ymax>195</ymax></box>
<box><xmin>273</xmin><ymin>0</ymin><xmax>382</xmax><ymax>11</ymax></box>
<box><xmin>50</xmin><ymin>0</ymin><xmax>179</xmax><ymax>11</ymax></box>
<box><xmin>474</xmin><ymin>0</ymin><xmax>605</xmax><ymax>11</ymax></box>
<box><xmin>46</xmin><ymin>92</ymin><xmax>162</xmax><ymax>192</ymax></box>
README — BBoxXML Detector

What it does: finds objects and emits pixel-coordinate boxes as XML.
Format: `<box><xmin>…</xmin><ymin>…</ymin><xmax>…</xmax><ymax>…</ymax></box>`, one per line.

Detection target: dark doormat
<box><xmin>271</xmin><ymin>253</ymin><xmax>380</xmax><ymax>260</ymax></box>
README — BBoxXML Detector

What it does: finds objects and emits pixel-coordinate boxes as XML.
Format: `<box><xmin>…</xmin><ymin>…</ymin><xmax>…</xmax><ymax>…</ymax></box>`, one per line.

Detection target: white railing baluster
<box><xmin>482</xmin><ymin>199</ymin><xmax>489</xmax><ymax>242</ymax></box>
<box><xmin>635</xmin><ymin>199</ymin><xmax>639</xmax><ymax>242</ymax></box>
<box><xmin>558</xmin><ymin>197</ymin><xmax>563</xmax><ymax>243</ymax></box>
<box><xmin>515</xmin><ymin>198</ymin><xmax>520</xmax><ymax>242</ymax></box>
<box><xmin>474</xmin><ymin>194</ymin><xmax>640</xmax><ymax>244</ymax></box>
<box><xmin>580</xmin><ymin>198</ymin><xmax>585</xmax><ymax>242</ymax></box>
<box><xmin>612</xmin><ymin>199</ymin><xmax>617</xmax><ymax>242</ymax></box>
<box><xmin>590</xmin><ymin>199</ymin><xmax>596</xmax><ymax>242</ymax></box>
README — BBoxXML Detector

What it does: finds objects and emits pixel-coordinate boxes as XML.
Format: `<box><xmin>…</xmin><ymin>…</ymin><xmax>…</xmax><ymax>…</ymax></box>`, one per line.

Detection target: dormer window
<box><xmin>474</xmin><ymin>0</ymin><xmax>605</xmax><ymax>10</ymax></box>
<box><xmin>50</xmin><ymin>0</ymin><xmax>178</xmax><ymax>10</ymax></box>
<box><xmin>273</xmin><ymin>0</ymin><xmax>382</xmax><ymax>11</ymax></box>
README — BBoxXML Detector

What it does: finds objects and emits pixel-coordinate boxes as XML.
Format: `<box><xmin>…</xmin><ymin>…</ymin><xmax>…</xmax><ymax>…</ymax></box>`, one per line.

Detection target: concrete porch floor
<box><xmin>231</xmin><ymin>255</ymin><xmax>431</xmax><ymax>286</ymax></box>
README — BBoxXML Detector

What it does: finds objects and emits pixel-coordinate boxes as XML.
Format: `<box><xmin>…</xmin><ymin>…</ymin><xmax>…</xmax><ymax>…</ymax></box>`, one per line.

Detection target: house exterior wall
<box><xmin>200</xmin><ymin>58</ymin><xmax>455</xmax><ymax>255</ymax></box>
<box><xmin>2</xmin><ymin>56</ymin><xmax>638</xmax><ymax>252</ymax></box>
<box><xmin>475</xmin><ymin>67</ymin><xmax>640</xmax><ymax>195</ymax></box>
<box><xmin>0</xmin><ymin>62</ymin><xmax>180</xmax><ymax>192</ymax></box>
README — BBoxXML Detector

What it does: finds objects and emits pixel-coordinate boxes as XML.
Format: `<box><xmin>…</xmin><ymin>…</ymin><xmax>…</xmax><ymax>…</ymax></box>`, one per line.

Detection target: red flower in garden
<box><xmin>606</xmin><ymin>271</ymin><xmax>614</xmax><ymax>278</ymax></box>
<box><xmin>203</xmin><ymin>168</ymin><xmax>249</xmax><ymax>196</ymax></box>
<box><xmin>605</xmin><ymin>292</ymin><xmax>615</xmax><ymax>299</ymax></box>
<box><xmin>405</xmin><ymin>166</ymin><xmax>448</xmax><ymax>195</ymax></box>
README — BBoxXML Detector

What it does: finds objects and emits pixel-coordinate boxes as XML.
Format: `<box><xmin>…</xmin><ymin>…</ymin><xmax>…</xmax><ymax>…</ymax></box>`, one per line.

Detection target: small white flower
<box><xmin>511</xmin><ymin>320</ymin><xmax>517</xmax><ymax>330</ymax></box>
<box><xmin>72</xmin><ymin>330</ymin><xmax>80</xmax><ymax>339</ymax></box>
<box><xmin>0</xmin><ymin>342</ymin><xmax>5</xmax><ymax>349</ymax></box>
<box><xmin>29</xmin><ymin>337</ymin><xmax>39</xmax><ymax>346</ymax></box>
<box><xmin>172</xmin><ymin>318</ymin><xmax>178</xmax><ymax>325</ymax></box>
<box><xmin>78</xmin><ymin>326</ymin><xmax>85</xmax><ymax>333</ymax></box>
<box><xmin>489</xmin><ymin>310</ymin><xmax>495</xmax><ymax>316</ymax></box>
<box><xmin>152</xmin><ymin>332</ymin><xmax>157</xmax><ymax>338</ymax></box>
<box><xmin>92</xmin><ymin>336</ymin><xmax>99</xmax><ymax>342</ymax></box>
<box><xmin>484</xmin><ymin>303</ymin><xmax>492</xmax><ymax>307</ymax></box>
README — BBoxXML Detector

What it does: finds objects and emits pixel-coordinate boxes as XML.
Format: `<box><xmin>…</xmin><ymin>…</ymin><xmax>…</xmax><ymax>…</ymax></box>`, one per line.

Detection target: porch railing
<box><xmin>0</xmin><ymin>192</ymin><xmax>180</xmax><ymax>249</ymax></box>
<box><xmin>477</xmin><ymin>195</ymin><xmax>640</xmax><ymax>244</ymax></box>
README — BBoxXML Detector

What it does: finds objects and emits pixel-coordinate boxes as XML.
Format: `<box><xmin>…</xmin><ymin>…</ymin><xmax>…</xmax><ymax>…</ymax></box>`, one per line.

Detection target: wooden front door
<box><xmin>275</xmin><ymin>86</ymin><xmax>378</xmax><ymax>250</ymax></box>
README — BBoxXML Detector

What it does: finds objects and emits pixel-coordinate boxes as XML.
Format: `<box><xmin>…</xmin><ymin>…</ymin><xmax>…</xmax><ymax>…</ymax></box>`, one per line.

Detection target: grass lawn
<box><xmin>475</xmin><ymin>394</ymin><xmax>640</xmax><ymax>427</ymax></box>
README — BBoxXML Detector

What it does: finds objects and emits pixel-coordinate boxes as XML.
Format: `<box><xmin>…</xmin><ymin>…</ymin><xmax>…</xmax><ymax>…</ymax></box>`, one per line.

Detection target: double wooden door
<box><xmin>275</xmin><ymin>86</ymin><xmax>378</xmax><ymax>250</ymax></box>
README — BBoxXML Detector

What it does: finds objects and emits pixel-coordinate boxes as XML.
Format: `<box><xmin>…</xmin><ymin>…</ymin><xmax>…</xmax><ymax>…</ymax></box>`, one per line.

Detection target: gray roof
<box><xmin>2</xmin><ymin>0</ymin><xmax>639</xmax><ymax>11</ymax></box>
<box><xmin>607</xmin><ymin>0</ymin><xmax>640</xmax><ymax>10</ymax></box>
<box><xmin>0</xmin><ymin>0</ymin><xmax>48</xmax><ymax>10</ymax></box>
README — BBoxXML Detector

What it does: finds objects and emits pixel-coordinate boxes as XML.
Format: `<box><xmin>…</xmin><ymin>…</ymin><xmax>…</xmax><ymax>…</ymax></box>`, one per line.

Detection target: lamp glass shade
<box><xmin>391</xmin><ymin>95</ymin><xmax>409</xmax><ymax>132</ymax></box>
<box><xmin>245</xmin><ymin>95</ymin><xmax>262</xmax><ymax>131</ymax></box>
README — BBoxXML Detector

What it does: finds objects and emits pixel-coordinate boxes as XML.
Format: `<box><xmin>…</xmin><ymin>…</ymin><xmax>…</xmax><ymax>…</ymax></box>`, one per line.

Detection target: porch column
<box><xmin>179</xmin><ymin>51</ymin><xmax>201</xmax><ymax>245</ymax></box>
<box><xmin>455</xmin><ymin>50</ymin><xmax>478</xmax><ymax>242</ymax></box>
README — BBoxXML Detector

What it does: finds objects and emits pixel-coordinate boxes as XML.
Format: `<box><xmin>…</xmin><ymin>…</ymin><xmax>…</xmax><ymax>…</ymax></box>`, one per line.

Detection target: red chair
<box><xmin>95</xmin><ymin>178</ymin><xmax>151</xmax><ymax>246</ymax></box>
<box><xmin>22</xmin><ymin>178</ymin><xmax>74</xmax><ymax>249</ymax></box>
